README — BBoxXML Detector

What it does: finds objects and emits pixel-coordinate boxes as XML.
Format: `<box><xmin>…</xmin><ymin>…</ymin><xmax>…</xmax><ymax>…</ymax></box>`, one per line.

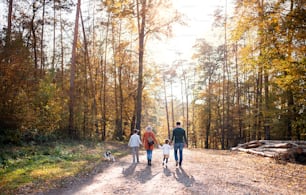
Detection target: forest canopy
<box><xmin>0</xmin><ymin>0</ymin><xmax>305</xmax><ymax>148</ymax></box>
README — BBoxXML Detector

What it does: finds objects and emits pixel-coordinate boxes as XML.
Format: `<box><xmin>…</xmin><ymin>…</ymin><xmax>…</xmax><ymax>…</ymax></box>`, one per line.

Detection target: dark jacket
<box><xmin>171</xmin><ymin>127</ymin><xmax>187</xmax><ymax>144</ymax></box>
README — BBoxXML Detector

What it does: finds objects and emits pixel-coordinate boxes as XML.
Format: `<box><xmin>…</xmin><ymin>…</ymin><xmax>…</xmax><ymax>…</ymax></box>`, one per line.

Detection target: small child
<box><xmin>159</xmin><ymin>139</ymin><xmax>172</xmax><ymax>167</ymax></box>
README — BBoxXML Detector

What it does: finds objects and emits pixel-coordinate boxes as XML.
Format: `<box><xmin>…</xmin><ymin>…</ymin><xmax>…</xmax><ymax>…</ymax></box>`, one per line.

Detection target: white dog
<box><xmin>104</xmin><ymin>151</ymin><xmax>115</xmax><ymax>162</ymax></box>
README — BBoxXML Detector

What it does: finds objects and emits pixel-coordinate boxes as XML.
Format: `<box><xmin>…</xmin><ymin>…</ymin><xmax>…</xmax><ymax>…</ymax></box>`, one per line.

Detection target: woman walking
<box><xmin>142</xmin><ymin>125</ymin><xmax>158</xmax><ymax>166</ymax></box>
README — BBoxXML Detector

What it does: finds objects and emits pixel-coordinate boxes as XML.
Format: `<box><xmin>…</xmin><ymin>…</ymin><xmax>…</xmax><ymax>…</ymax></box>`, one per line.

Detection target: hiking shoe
<box><xmin>179</xmin><ymin>162</ymin><xmax>182</xmax><ymax>167</ymax></box>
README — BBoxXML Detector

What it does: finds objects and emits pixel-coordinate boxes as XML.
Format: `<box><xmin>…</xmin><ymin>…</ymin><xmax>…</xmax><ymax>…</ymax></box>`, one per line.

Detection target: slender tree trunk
<box><xmin>59</xmin><ymin>3</ymin><xmax>64</xmax><ymax>86</ymax></box>
<box><xmin>285</xmin><ymin>0</ymin><xmax>295</xmax><ymax>140</ymax></box>
<box><xmin>135</xmin><ymin>0</ymin><xmax>146</xmax><ymax>131</ymax></box>
<box><xmin>257</xmin><ymin>0</ymin><xmax>265</xmax><ymax>140</ymax></box>
<box><xmin>180</xmin><ymin>78</ymin><xmax>185</xmax><ymax>126</ymax></box>
<box><xmin>205</xmin><ymin>81</ymin><xmax>211</xmax><ymax>149</ymax></box>
<box><xmin>68</xmin><ymin>0</ymin><xmax>81</xmax><ymax>138</ymax></box>
<box><xmin>170</xmin><ymin>80</ymin><xmax>174</xmax><ymax>128</ymax></box>
<box><xmin>221</xmin><ymin>0</ymin><xmax>227</xmax><ymax>149</ymax></box>
<box><xmin>31</xmin><ymin>3</ymin><xmax>38</xmax><ymax>77</ymax></box>
<box><xmin>184</xmin><ymin>72</ymin><xmax>189</xmax><ymax>143</ymax></box>
<box><xmin>4</xmin><ymin>0</ymin><xmax>13</xmax><ymax>64</ymax></box>
<box><xmin>163</xmin><ymin>77</ymin><xmax>170</xmax><ymax>139</ymax></box>
<box><xmin>101</xmin><ymin>13</ymin><xmax>110</xmax><ymax>141</ymax></box>
<box><xmin>235</xmin><ymin>43</ymin><xmax>243</xmax><ymax>142</ymax></box>
<box><xmin>112</xmin><ymin>19</ymin><xmax>123</xmax><ymax>140</ymax></box>
<box><xmin>83</xmin><ymin>54</ymin><xmax>88</xmax><ymax>138</ymax></box>
<box><xmin>40</xmin><ymin>0</ymin><xmax>45</xmax><ymax>74</ymax></box>
<box><xmin>117</xmin><ymin>21</ymin><xmax>123</xmax><ymax>140</ymax></box>
<box><xmin>80</xmin><ymin>10</ymin><xmax>90</xmax><ymax>138</ymax></box>
<box><xmin>264</xmin><ymin>71</ymin><xmax>270</xmax><ymax>139</ymax></box>
<box><xmin>81</xmin><ymin>9</ymin><xmax>98</xmax><ymax>138</ymax></box>
<box><xmin>6</xmin><ymin>0</ymin><xmax>13</xmax><ymax>47</ymax></box>
<box><xmin>52</xmin><ymin>0</ymin><xmax>56</xmax><ymax>70</ymax></box>
<box><xmin>287</xmin><ymin>90</ymin><xmax>294</xmax><ymax>139</ymax></box>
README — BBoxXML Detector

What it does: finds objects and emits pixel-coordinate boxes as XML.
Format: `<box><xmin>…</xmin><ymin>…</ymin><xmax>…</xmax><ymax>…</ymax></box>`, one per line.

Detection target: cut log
<box><xmin>236</xmin><ymin>148</ymin><xmax>274</xmax><ymax>158</ymax></box>
<box><xmin>263</xmin><ymin>143</ymin><xmax>293</xmax><ymax>148</ymax></box>
<box><xmin>232</xmin><ymin>140</ymin><xmax>306</xmax><ymax>164</ymax></box>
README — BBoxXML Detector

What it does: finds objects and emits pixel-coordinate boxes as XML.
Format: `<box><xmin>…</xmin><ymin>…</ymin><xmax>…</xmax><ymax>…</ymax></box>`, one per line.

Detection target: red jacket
<box><xmin>142</xmin><ymin>131</ymin><xmax>158</xmax><ymax>150</ymax></box>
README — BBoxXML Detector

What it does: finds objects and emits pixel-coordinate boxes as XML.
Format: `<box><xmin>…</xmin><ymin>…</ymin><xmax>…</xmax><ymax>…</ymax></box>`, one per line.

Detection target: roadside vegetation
<box><xmin>0</xmin><ymin>140</ymin><xmax>128</xmax><ymax>194</ymax></box>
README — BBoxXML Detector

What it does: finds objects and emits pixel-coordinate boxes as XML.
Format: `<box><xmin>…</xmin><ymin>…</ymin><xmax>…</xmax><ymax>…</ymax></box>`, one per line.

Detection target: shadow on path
<box><xmin>122</xmin><ymin>163</ymin><xmax>137</xmax><ymax>177</ymax></box>
<box><xmin>174</xmin><ymin>167</ymin><xmax>195</xmax><ymax>187</ymax></box>
<box><xmin>135</xmin><ymin>165</ymin><xmax>159</xmax><ymax>183</ymax></box>
<box><xmin>163</xmin><ymin>167</ymin><xmax>172</xmax><ymax>177</ymax></box>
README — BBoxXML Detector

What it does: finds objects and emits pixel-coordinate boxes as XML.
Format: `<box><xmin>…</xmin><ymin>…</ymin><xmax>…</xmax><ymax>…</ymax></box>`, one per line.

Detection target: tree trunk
<box><xmin>184</xmin><ymin>72</ymin><xmax>189</xmax><ymax>144</ymax></box>
<box><xmin>68</xmin><ymin>0</ymin><xmax>81</xmax><ymax>138</ymax></box>
<box><xmin>135</xmin><ymin>0</ymin><xmax>147</xmax><ymax>131</ymax></box>
<box><xmin>4</xmin><ymin>0</ymin><xmax>13</xmax><ymax>64</ymax></box>
<box><xmin>264</xmin><ymin>71</ymin><xmax>270</xmax><ymax>140</ymax></box>
<box><xmin>59</xmin><ymin>3</ymin><xmax>64</xmax><ymax>86</ymax></box>
<box><xmin>163</xmin><ymin>77</ymin><xmax>170</xmax><ymax>139</ymax></box>
<box><xmin>6</xmin><ymin>0</ymin><xmax>13</xmax><ymax>47</ymax></box>
<box><xmin>101</xmin><ymin>13</ymin><xmax>110</xmax><ymax>141</ymax></box>
<box><xmin>52</xmin><ymin>0</ymin><xmax>56</xmax><ymax>70</ymax></box>
<box><xmin>30</xmin><ymin>3</ymin><xmax>38</xmax><ymax>78</ymax></box>
<box><xmin>81</xmin><ymin>9</ymin><xmax>99</xmax><ymax>138</ymax></box>
<box><xmin>205</xmin><ymin>83</ymin><xmax>211</xmax><ymax>149</ymax></box>
<box><xmin>40</xmin><ymin>0</ymin><xmax>45</xmax><ymax>74</ymax></box>
<box><xmin>170</xmin><ymin>80</ymin><xmax>175</xmax><ymax>128</ymax></box>
<box><xmin>234</xmin><ymin>42</ymin><xmax>243</xmax><ymax>141</ymax></box>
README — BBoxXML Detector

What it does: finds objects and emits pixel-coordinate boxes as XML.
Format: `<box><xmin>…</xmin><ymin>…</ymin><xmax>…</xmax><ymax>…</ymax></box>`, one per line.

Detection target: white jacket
<box><xmin>128</xmin><ymin>134</ymin><xmax>142</xmax><ymax>147</ymax></box>
<box><xmin>159</xmin><ymin>143</ymin><xmax>172</xmax><ymax>155</ymax></box>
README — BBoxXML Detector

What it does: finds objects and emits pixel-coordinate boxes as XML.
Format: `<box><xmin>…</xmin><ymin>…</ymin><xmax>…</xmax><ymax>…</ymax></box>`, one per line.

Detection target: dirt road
<box><xmin>44</xmin><ymin>148</ymin><xmax>306</xmax><ymax>195</ymax></box>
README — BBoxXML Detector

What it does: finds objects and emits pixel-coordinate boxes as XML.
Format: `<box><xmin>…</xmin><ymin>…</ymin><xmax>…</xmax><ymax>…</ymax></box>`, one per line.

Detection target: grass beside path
<box><xmin>0</xmin><ymin>140</ymin><xmax>129</xmax><ymax>195</ymax></box>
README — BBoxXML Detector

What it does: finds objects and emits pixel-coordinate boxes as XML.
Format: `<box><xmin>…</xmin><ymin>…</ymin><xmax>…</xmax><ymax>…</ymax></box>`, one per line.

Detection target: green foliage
<box><xmin>0</xmin><ymin>129</ymin><xmax>22</xmax><ymax>145</ymax></box>
<box><xmin>33</xmin><ymin>73</ymin><xmax>64</xmax><ymax>134</ymax></box>
<box><xmin>0</xmin><ymin>33</ymin><xmax>34</xmax><ymax>133</ymax></box>
<box><xmin>0</xmin><ymin>141</ymin><xmax>127</xmax><ymax>194</ymax></box>
<box><xmin>12</xmin><ymin>72</ymin><xmax>66</xmax><ymax>142</ymax></box>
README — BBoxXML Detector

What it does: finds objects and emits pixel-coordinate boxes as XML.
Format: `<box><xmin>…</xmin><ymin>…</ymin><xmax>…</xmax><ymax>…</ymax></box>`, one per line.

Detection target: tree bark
<box><xmin>163</xmin><ymin>76</ymin><xmax>170</xmax><ymax>139</ymax></box>
<box><xmin>40</xmin><ymin>0</ymin><xmax>46</xmax><ymax>74</ymax></box>
<box><xmin>135</xmin><ymin>0</ymin><xmax>146</xmax><ymax>131</ymax></box>
<box><xmin>68</xmin><ymin>0</ymin><xmax>81</xmax><ymax>138</ymax></box>
<box><xmin>6</xmin><ymin>0</ymin><xmax>13</xmax><ymax>48</ymax></box>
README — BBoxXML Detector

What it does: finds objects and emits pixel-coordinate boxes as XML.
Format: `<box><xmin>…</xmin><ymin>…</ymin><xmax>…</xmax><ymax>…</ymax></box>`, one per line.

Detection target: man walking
<box><xmin>171</xmin><ymin>121</ymin><xmax>188</xmax><ymax>167</ymax></box>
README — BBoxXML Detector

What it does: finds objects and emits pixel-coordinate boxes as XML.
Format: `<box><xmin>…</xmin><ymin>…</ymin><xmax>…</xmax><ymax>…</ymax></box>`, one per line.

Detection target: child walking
<box><xmin>128</xmin><ymin>129</ymin><xmax>142</xmax><ymax>163</ymax></box>
<box><xmin>159</xmin><ymin>139</ymin><xmax>172</xmax><ymax>167</ymax></box>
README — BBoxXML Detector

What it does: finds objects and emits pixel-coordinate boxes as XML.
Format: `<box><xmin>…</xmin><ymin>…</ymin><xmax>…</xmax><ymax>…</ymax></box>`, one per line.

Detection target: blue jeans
<box><xmin>174</xmin><ymin>143</ymin><xmax>184</xmax><ymax>163</ymax></box>
<box><xmin>146</xmin><ymin>149</ymin><xmax>153</xmax><ymax>160</ymax></box>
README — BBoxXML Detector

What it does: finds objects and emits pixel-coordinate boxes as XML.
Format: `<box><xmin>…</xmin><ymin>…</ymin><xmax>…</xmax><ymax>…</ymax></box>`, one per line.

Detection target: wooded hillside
<box><xmin>0</xmin><ymin>0</ymin><xmax>305</xmax><ymax>148</ymax></box>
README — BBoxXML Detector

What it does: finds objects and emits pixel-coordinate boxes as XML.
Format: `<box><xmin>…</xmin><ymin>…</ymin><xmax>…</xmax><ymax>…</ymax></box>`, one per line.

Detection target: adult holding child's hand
<box><xmin>142</xmin><ymin>125</ymin><xmax>158</xmax><ymax>166</ymax></box>
<box><xmin>171</xmin><ymin>121</ymin><xmax>188</xmax><ymax>167</ymax></box>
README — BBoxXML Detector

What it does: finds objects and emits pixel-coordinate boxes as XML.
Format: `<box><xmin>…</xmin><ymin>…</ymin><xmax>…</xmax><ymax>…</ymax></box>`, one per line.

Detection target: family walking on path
<box><xmin>128</xmin><ymin>122</ymin><xmax>188</xmax><ymax>167</ymax></box>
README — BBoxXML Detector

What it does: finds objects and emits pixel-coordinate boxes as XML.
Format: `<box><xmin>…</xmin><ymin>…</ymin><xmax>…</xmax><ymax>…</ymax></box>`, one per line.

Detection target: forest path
<box><xmin>43</xmin><ymin>148</ymin><xmax>306</xmax><ymax>195</ymax></box>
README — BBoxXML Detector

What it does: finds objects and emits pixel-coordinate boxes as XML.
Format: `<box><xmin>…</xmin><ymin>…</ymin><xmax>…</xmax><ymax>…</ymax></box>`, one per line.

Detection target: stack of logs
<box><xmin>231</xmin><ymin>140</ymin><xmax>306</xmax><ymax>164</ymax></box>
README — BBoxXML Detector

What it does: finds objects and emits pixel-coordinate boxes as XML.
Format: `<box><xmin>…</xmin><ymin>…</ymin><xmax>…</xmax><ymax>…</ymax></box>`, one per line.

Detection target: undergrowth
<box><xmin>0</xmin><ymin>140</ymin><xmax>128</xmax><ymax>194</ymax></box>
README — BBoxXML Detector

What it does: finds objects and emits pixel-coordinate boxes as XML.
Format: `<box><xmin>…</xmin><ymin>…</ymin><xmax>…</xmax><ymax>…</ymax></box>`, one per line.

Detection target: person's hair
<box><xmin>133</xmin><ymin>129</ymin><xmax>139</xmax><ymax>133</ymax></box>
<box><xmin>165</xmin><ymin>139</ymin><xmax>169</xmax><ymax>144</ymax></box>
<box><xmin>176</xmin><ymin>121</ymin><xmax>181</xmax><ymax>126</ymax></box>
<box><xmin>146</xmin><ymin>125</ymin><xmax>152</xmax><ymax>131</ymax></box>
